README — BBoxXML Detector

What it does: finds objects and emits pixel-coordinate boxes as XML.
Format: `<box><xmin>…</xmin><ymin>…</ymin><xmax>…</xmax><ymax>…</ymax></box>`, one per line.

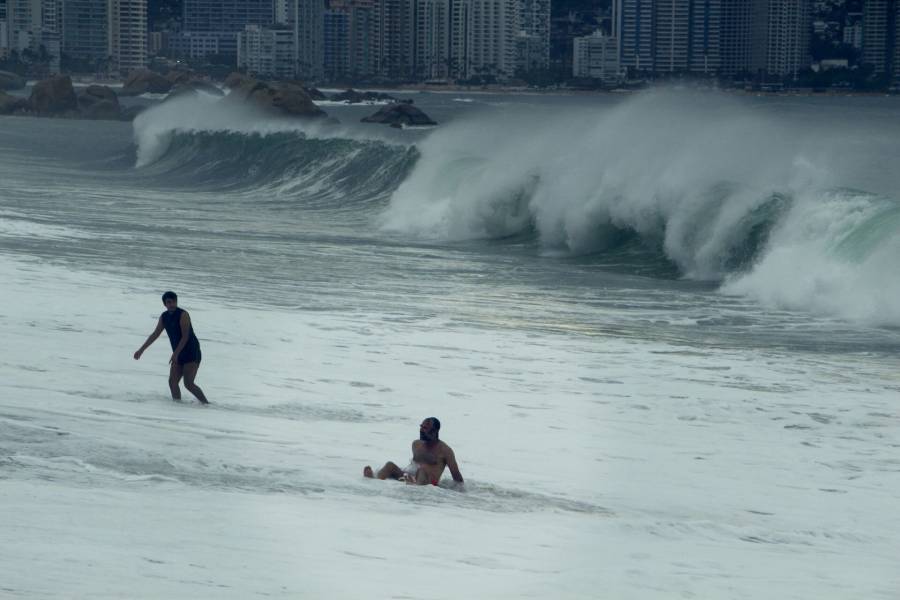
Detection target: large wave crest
<box><xmin>380</xmin><ymin>90</ymin><xmax>900</xmax><ymax>325</ymax></box>
<box><xmin>130</xmin><ymin>93</ymin><xmax>416</xmax><ymax>207</ymax></box>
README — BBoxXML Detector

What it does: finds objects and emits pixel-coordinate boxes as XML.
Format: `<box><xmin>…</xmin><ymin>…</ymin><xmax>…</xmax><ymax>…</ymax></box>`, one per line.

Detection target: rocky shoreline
<box><xmin>0</xmin><ymin>70</ymin><xmax>440</xmax><ymax>127</ymax></box>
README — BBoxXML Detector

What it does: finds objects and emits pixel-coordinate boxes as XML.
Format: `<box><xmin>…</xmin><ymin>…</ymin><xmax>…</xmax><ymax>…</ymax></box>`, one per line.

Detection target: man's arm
<box><xmin>170</xmin><ymin>311</ymin><xmax>191</xmax><ymax>364</ymax></box>
<box><xmin>134</xmin><ymin>318</ymin><xmax>164</xmax><ymax>360</ymax></box>
<box><xmin>445</xmin><ymin>447</ymin><xmax>464</xmax><ymax>483</ymax></box>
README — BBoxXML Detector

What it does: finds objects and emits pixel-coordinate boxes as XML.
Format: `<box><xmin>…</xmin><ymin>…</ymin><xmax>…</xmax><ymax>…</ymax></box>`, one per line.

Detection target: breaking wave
<box><xmin>131</xmin><ymin>90</ymin><xmax>900</xmax><ymax>326</ymax></box>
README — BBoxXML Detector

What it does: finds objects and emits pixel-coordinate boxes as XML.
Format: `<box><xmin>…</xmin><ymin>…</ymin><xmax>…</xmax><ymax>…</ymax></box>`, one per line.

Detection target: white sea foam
<box><xmin>0</xmin><ymin>215</ymin><xmax>94</xmax><ymax>239</ymax></box>
<box><xmin>132</xmin><ymin>92</ymin><xmax>402</xmax><ymax>168</ymax></box>
<box><xmin>380</xmin><ymin>90</ymin><xmax>900</xmax><ymax>326</ymax></box>
<box><xmin>1</xmin><ymin>252</ymin><xmax>898</xmax><ymax>599</ymax></box>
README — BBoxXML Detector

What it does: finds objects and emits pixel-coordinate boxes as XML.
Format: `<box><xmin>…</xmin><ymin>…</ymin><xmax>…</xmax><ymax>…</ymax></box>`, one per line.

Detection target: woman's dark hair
<box><xmin>161</xmin><ymin>291</ymin><xmax>178</xmax><ymax>303</ymax></box>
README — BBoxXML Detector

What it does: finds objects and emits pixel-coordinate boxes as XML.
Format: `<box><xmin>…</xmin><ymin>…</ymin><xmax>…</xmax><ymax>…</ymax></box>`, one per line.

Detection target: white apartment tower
<box><xmin>371</xmin><ymin>0</ymin><xmax>414</xmax><ymax>79</ymax></box>
<box><xmin>749</xmin><ymin>0</ymin><xmax>810</xmax><ymax>78</ymax></box>
<box><xmin>414</xmin><ymin>0</ymin><xmax>451</xmax><ymax>80</ymax></box>
<box><xmin>573</xmin><ymin>29</ymin><xmax>620</xmax><ymax>82</ymax></box>
<box><xmin>5</xmin><ymin>0</ymin><xmax>61</xmax><ymax>72</ymax></box>
<box><xmin>455</xmin><ymin>0</ymin><xmax>519</xmax><ymax>81</ymax></box>
<box><xmin>109</xmin><ymin>0</ymin><xmax>147</xmax><ymax>73</ymax></box>
<box><xmin>238</xmin><ymin>24</ymin><xmax>295</xmax><ymax>78</ymax></box>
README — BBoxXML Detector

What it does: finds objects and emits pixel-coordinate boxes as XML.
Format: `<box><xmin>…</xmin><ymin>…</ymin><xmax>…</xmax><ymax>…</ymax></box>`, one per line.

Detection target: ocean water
<box><xmin>1</xmin><ymin>89</ymin><xmax>899</xmax><ymax>599</ymax></box>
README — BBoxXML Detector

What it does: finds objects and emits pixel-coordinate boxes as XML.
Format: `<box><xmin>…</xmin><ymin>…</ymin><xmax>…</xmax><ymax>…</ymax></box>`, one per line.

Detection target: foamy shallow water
<box><xmin>2</xmin><ymin>256</ymin><xmax>898</xmax><ymax>599</ymax></box>
<box><xmin>2</xmin><ymin>91</ymin><xmax>900</xmax><ymax>598</ymax></box>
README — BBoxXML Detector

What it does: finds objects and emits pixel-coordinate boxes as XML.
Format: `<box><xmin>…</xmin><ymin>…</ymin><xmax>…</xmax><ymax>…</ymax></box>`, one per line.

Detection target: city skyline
<box><xmin>0</xmin><ymin>0</ymin><xmax>898</xmax><ymax>89</ymax></box>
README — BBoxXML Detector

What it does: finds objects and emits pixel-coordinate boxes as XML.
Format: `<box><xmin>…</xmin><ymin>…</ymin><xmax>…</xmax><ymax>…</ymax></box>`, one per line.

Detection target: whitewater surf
<box><xmin>1</xmin><ymin>88</ymin><xmax>898</xmax><ymax>599</ymax></box>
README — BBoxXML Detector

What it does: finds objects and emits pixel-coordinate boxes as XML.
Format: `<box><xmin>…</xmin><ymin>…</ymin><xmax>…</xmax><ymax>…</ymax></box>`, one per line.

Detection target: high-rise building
<box><xmin>275</xmin><ymin>0</ymin><xmax>290</xmax><ymax>26</ymax></box>
<box><xmin>62</xmin><ymin>0</ymin><xmax>109</xmax><ymax>62</ymax></box>
<box><xmin>109</xmin><ymin>0</ymin><xmax>147</xmax><ymax>72</ymax></box>
<box><xmin>1</xmin><ymin>0</ymin><xmax>10</xmax><ymax>58</ymax></box>
<box><xmin>688</xmin><ymin>0</ymin><xmax>721</xmax><ymax>74</ymax></box>
<box><xmin>862</xmin><ymin>0</ymin><xmax>899</xmax><ymax>80</ymax></box>
<box><xmin>237</xmin><ymin>24</ymin><xmax>295</xmax><ymax>78</ymax></box>
<box><xmin>0</xmin><ymin>1</ymin><xmax>8</xmax><ymax>60</ymax></box>
<box><xmin>617</xmin><ymin>0</ymin><xmax>652</xmax><ymax>73</ymax></box>
<box><xmin>843</xmin><ymin>21</ymin><xmax>862</xmax><ymax>49</ymax></box>
<box><xmin>615</xmin><ymin>0</ymin><xmax>721</xmax><ymax>76</ymax></box>
<box><xmin>294</xmin><ymin>0</ymin><xmax>324</xmax><ymax>79</ymax></box>
<box><xmin>720</xmin><ymin>0</ymin><xmax>751</xmax><ymax>76</ymax></box>
<box><xmin>654</xmin><ymin>0</ymin><xmax>690</xmax><ymax>72</ymax></box>
<box><xmin>320</xmin><ymin>0</ymin><xmax>375</xmax><ymax>80</ymax></box>
<box><xmin>413</xmin><ymin>0</ymin><xmax>451</xmax><ymax>80</ymax></box>
<box><xmin>371</xmin><ymin>0</ymin><xmax>414</xmax><ymax>79</ymax></box>
<box><xmin>455</xmin><ymin>0</ymin><xmax>519</xmax><ymax>81</ymax></box>
<box><xmin>324</xmin><ymin>6</ymin><xmax>350</xmax><ymax>79</ymax></box>
<box><xmin>749</xmin><ymin>0</ymin><xmax>810</xmax><ymax>78</ymax></box>
<box><xmin>6</xmin><ymin>0</ymin><xmax>61</xmax><ymax>71</ymax></box>
<box><xmin>573</xmin><ymin>29</ymin><xmax>620</xmax><ymax>82</ymax></box>
<box><xmin>347</xmin><ymin>0</ymin><xmax>374</xmax><ymax>78</ymax></box>
<box><xmin>182</xmin><ymin>0</ymin><xmax>274</xmax><ymax>57</ymax></box>
<box><xmin>449</xmin><ymin>0</ymin><xmax>468</xmax><ymax>79</ymax></box>
<box><xmin>517</xmin><ymin>0</ymin><xmax>549</xmax><ymax>72</ymax></box>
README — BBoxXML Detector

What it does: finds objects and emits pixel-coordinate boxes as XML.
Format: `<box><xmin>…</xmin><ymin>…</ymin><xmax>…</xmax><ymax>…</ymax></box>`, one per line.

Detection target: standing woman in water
<box><xmin>134</xmin><ymin>291</ymin><xmax>209</xmax><ymax>404</ymax></box>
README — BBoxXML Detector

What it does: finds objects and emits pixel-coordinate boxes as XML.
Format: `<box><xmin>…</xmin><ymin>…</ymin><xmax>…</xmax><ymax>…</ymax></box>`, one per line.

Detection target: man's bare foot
<box><xmin>363</xmin><ymin>466</ymin><xmax>374</xmax><ymax>478</ymax></box>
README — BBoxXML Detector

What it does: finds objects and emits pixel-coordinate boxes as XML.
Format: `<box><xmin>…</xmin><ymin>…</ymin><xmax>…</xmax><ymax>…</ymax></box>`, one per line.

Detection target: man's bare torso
<box><xmin>411</xmin><ymin>439</ymin><xmax>452</xmax><ymax>485</ymax></box>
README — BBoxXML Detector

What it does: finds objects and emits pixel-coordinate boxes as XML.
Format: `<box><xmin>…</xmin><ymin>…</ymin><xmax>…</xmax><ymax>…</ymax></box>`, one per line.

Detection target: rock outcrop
<box><xmin>28</xmin><ymin>75</ymin><xmax>79</xmax><ymax>116</ymax></box>
<box><xmin>223</xmin><ymin>73</ymin><xmax>327</xmax><ymax>119</ymax></box>
<box><xmin>165</xmin><ymin>80</ymin><xmax>225</xmax><ymax>102</ymax></box>
<box><xmin>0</xmin><ymin>70</ymin><xmax>26</xmax><ymax>91</ymax></box>
<box><xmin>361</xmin><ymin>101</ymin><xmax>437</xmax><ymax>128</ymax></box>
<box><xmin>119</xmin><ymin>69</ymin><xmax>173</xmax><ymax>96</ymax></box>
<box><xmin>77</xmin><ymin>85</ymin><xmax>122</xmax><ymax>120</ymax></box>
<box><xmin>332</xmin><ymin>88</ymin><xmax>397</xmax><ymax>103</ymax></box>
<box><xmin>0</xmin><ymin>91</ymin><xmax>29</xmax><ymax>115</ymax></box>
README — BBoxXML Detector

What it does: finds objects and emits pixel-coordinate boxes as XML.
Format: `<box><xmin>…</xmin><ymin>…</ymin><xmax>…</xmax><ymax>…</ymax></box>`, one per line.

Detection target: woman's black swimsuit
<box><xmin>161</xmin><ymin>307</ymin><xmax>202</xmax><ymax>365</ymax></box>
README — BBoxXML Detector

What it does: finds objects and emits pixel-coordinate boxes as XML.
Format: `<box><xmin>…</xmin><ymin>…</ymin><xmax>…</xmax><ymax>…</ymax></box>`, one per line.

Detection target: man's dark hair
<box><xmin>161</xmin><ymin>291</ymin><xmax>178</xmax><ymax>303</ymax></box>
<box><xmin>427</xmin><ymin>417</ymin><xmax>441</xmax><ymax>432</ymax></box>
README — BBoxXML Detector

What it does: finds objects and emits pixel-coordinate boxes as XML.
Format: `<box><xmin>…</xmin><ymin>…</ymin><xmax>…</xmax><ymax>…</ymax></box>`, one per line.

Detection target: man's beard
<box><xmin>420</xmin><ymin>430</ymin><xmax>437</xmax><ymax>442</ymax></box>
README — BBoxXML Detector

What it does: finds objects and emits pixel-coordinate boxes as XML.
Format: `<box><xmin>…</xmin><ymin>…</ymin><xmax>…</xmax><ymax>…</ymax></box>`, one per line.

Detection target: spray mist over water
<box><xmin>126</xmin><ymin>90</ymin><xmax>899</xmax><ymax>326</ymax></box>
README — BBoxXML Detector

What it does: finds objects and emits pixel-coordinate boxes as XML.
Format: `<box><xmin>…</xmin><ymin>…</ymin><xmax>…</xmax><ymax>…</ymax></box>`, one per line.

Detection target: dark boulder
<box><xmin>223</xmin><ymin>71</ymin><xmax>249</xmax><ymax>90</ymax></box>
<box><xmin>78</xmin><ymin>85</ymin><xmax>122</xmax><ymax>120</ymax></box>
<box><xmin>28</xmin><ymin>75</ymin><xmax>79</xmax><ymax>115</ymax></box>
<box><xmin>332</xmin><ymin>88</ymin><xmax>397</xmax><ymax>103</ymax></box>
<box><xmin>304</xmin><ymin>86</ymin><xmax>328</xmax><ymax>101</ymax></box>
<box><xmin>165</xmin><ymin>70</ymin><xmax>195</xmax><ymax>85</ymax></box>
<box><xmin>166</xmin><ymin>80</ymin><xmax>225</xmax><ymax>101</ymax></box>
<box><xmin>120</xmin><ymin>69</ymin><xmax>173</xmax><ymax>96</ymax></box>
<box><xmin>0</xmin><ymin>91</ymin><xmax>29</xmax><ymax>115</ymax></box>
<box><xmin>361</xmin><ymin>102</ymin><xmax>437</xmax><ymax>128</ymax></box>
<box><xmin>0</xmin><ymin>70</ymin><xmax>26</xmax><ymax>91</ymax></box>
<box><xmin>224</xmin><ymin>73</ymin><xmax>327</xmax><ymax>119</ymax></box>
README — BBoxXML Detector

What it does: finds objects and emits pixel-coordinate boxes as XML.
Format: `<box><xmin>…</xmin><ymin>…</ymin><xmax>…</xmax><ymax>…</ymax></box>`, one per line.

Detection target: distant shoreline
<box><xmin>18</xmin><ymin>76</ymin><xmax>900</xmax><ymax>99</ymax></box>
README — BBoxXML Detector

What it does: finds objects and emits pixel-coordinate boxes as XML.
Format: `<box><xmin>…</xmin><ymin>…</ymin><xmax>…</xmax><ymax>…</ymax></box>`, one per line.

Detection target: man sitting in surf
<box><xmin>364</xmin><ymin>417</ymin><xmax>464</xmax><ymax>487</ymax></box>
